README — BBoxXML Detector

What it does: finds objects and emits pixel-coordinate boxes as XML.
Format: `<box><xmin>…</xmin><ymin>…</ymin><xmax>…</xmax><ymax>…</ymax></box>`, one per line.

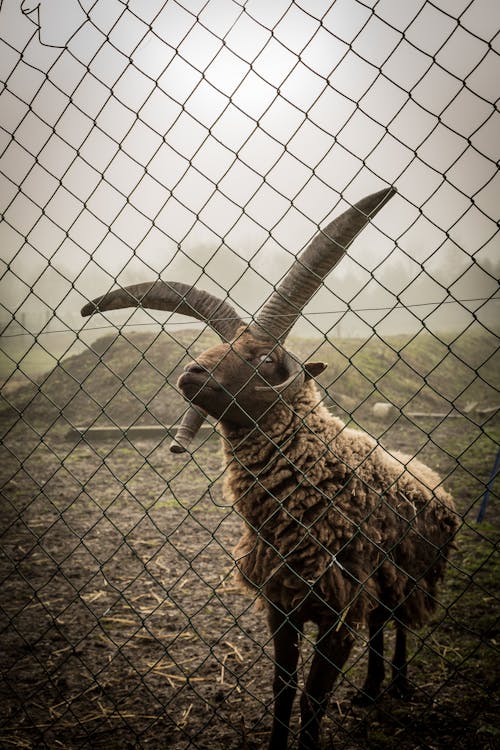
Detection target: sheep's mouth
<box><xmin>177</xmin><ymin>372</ymin><xmax>222</xmax><ymax>397</ymax></box>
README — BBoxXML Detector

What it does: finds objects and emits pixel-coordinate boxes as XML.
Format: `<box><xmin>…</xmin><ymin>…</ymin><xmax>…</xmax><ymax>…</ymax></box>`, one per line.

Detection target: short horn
<box><xmin>81</xmin><ymin>280</ymin><xmax>242</xmax><ymax>342</ymax></box>
<box><xmin>170</xmin><ymin>406</ymin><xmax>207</xmax><ymax>453</ymax></box>
<box><xmin>253</xmin><ymin>187</ymin><xmax>397</xmax><ymax>342</ymax></box>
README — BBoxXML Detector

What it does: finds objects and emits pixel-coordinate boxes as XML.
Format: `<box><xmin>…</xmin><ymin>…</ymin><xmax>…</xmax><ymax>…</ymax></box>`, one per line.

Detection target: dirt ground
<box><xmin>1</xmin><ymin>405</ymin><xmax>499</xmax><ymax>749</ymax></box>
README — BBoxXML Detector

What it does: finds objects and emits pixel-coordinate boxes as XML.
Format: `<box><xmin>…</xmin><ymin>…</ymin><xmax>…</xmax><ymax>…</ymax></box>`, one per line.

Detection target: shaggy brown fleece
<box><xmin>221</xmin><ymin>380</ymin><xmax>459</xmax><ymax>629</ymax></box>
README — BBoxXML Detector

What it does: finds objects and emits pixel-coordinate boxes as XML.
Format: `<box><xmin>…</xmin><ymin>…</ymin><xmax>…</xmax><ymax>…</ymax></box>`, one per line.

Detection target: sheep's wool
<box><xmin>222</xmin><ymin>381</ymin><xmax>458</xmax><ymax>629</ymax></box>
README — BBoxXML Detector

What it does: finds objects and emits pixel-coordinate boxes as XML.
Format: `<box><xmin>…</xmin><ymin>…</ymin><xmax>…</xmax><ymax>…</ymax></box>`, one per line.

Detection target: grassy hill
<box><xmin>0</xmin><ymin>326</ymin><xmax>498</xmax><ymax>440</ymax></box>
<box><xmin>315</xmin><ymin>328</ymin><xmax>499</xmax><ymax>420</ymax></box>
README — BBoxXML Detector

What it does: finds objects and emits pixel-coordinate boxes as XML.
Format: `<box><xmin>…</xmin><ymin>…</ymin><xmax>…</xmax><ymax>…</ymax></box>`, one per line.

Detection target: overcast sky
<box><xmin>0</xmin><ymin>0</ymin><xmax>498</xmax><ymax>345</ymax></box>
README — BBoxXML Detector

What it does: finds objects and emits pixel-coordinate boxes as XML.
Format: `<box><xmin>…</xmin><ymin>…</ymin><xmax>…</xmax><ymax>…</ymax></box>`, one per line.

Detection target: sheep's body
<box><xmin>223</xmin><ymin>380</ymin><xmax>457</xmax><ymax>632</ymax></box>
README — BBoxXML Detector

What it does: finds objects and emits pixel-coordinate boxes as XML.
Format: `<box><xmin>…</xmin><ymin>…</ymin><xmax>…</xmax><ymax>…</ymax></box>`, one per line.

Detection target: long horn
<box><xmin>252</xmin><ymin>186</ymin><xmax>397</xmax><ymax>342</ymax></box>
<box><xmin>81</xmin><ymin>280</ymin><xmax>242</xmax><ymax>342</ymax></box>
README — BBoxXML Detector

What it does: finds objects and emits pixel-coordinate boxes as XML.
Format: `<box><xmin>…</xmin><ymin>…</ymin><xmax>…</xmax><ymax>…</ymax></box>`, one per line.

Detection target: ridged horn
<box><xmin>170</xmin><ymin>406</ymin><xmax>207</xmax><ymax>453</ymax></box>
<box><xmin>252</xmin><ymin>187</ymin><xmax>397</xmax><ymax>342</ymax></box>
<box><xmin>81</xmin><ymin>280</ymin><xmax>242</xmax><ymax>342</ymax></box>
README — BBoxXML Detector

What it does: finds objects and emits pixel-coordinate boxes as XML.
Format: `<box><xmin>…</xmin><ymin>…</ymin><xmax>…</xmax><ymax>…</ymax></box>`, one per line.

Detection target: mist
<box><xmin>0</xmin><ymin>0</ymin><xmax>498</xmax><ymax>361</ymax></box>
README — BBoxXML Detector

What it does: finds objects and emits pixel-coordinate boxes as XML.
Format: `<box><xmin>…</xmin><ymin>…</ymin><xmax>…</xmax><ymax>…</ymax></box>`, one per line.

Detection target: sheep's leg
<box><xmin>352</xmin><ymin>606</ymin><xmax>387</xmax><ymax>705</ymax></box>
<box><xmin>268</xmin><ymin>607</ymin><xmax>303</xmax><ymax>750</ymax></box>
<box><xmin>389</xmin><ymin>623</ymin><xmax>412</xmax><ymax>699</ymax></box>
<box><xmin>299</xmin><ymin>624</ymin><xmax>353</xmax><ymax>750</ymax></box>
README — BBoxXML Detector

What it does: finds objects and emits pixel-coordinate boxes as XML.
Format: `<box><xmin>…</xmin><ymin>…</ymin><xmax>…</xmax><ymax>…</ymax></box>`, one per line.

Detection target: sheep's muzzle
<box><xmin>178</xmin><ymin>364</ymin><xmax>222</xmax><ymax>399</ymax></box>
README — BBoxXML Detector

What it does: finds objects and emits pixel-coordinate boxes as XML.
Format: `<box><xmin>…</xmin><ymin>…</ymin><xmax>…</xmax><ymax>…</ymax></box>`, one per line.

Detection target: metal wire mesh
<box><xmin>0</xmin><ymin>1</ymin><xmax>499</xmax><ymax>748</ymax></box>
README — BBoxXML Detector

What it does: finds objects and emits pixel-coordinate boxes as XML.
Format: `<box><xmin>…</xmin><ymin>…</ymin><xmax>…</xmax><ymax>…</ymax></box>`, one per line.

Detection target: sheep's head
<box><xmin>81</xmin><ymin>187</ymin><xmax>396</xmax><ymax>448</ymax></box>
<box><xmin>177</xmin><ymin>328</ymin><xmax>327</xmax><ymax>428</ymax></box>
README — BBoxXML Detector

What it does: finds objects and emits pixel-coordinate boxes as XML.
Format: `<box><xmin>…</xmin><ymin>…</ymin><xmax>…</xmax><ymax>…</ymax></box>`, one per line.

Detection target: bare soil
<box><xmin>1</xmin><ymin>329</ymin><xmax>499</xmax><ymax>749</ymax></box>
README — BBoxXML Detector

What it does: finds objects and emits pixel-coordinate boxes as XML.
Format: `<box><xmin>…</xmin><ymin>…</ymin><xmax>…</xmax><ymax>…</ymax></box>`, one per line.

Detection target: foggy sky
<box><xmin>0</xmin><ymin>0</ymin><xmax>498</xmax><ymax>350</ymax></box>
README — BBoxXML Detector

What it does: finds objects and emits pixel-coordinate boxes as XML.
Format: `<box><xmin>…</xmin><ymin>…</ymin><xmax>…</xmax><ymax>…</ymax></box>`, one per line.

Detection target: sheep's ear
<box><xmin>304</xmin><ymin>361</ymin><xmax>327</xmax><ymax>380</ymax></box>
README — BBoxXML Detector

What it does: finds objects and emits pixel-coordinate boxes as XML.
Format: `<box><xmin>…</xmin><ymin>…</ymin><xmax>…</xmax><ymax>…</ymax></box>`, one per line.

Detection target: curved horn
<box><xmin>81</xmin><ymin>280</ymin><xmax>242</xmax><ymax>342</ymax></box>
<box><xmin>252</xmin><ymin>186</ymin><xmax>397</xmax><ymax>342</ymax></box>
<box><xmin>170</xmin><ymin>406</ymin><xmax>207</xmax><ymax>453</ymax></box>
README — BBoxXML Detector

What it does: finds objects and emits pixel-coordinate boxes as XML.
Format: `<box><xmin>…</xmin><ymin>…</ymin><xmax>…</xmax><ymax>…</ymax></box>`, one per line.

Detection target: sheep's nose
<box><xmin>184</xmin><ymin>362</ymin><xmax>207</xmax><ymax>374</ymax></box>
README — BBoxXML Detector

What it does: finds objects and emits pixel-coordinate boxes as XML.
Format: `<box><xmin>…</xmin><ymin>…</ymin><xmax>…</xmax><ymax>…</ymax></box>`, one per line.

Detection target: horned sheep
<box><xmin>81</xmin><ymin>188</ymin><xmax>459</xmax><ymax>750</ymax></box>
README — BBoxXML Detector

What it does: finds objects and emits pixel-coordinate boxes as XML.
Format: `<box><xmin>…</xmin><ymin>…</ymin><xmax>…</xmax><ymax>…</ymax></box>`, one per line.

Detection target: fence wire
<box><xmin>0</xmin><ymin>0</ymin><xmax>499</xmax><ymax>748</ymax></box>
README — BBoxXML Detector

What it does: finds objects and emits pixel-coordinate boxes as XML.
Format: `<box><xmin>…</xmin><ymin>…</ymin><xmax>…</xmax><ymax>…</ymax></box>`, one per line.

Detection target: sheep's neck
<box><xmin>220</xmin><ymin>380</ymin><xmax>323</xmax><ymax>452</ymax></box>
<box><xmin>219</xmin><ymin>382</ymin><xmax>340</xmax><ymax>517</ymax></box>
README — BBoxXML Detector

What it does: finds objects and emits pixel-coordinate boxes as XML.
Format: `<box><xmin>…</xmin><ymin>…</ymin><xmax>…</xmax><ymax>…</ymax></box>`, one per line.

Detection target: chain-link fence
<box><xmin>1</xmin><ymin>0</ymin><xmax>499</xmax><ymax>748</ymax></box>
